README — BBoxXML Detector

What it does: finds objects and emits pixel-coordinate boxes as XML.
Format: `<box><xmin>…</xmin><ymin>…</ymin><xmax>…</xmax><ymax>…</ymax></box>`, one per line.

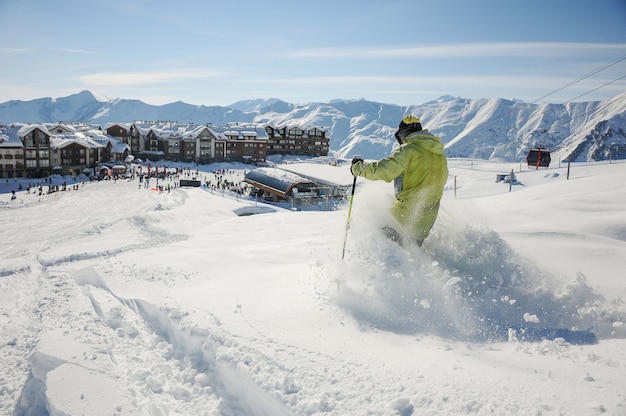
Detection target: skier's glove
<box><xmin>350</xmin><ymin>157</ymin><xmax>364</xmax><ymax>176</ymax></box>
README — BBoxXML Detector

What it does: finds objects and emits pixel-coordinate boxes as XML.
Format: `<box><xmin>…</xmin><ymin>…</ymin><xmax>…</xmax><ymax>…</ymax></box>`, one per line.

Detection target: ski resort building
<box><xmin>244</xmin><ymin>163</ymin><xmax>352</xmax><ymax>210</ymax></box>
<box><xmin>277</xmin><ymin>162</ymin><xmax>354</xmax><ymax>199</ymax></box>
<box><xmin>0</xmin><ymin>123</ymin><xmax>129</xmax><ymax>178</ymax></box>
<box><xmin>126</xmin><ymin>122</ymin><xmax>269</xmax><ymax>164</ymax></box>
<box><xmin>0</xmin><ymin>124</ymin><xmax>56</xmax><ymax>178</ymax></box>
<box><xmin>0</xmin><ymin>120</ymin><xmax>331</xmax><ymax>179</ymax></box>
<box><xmin>264</xmin><ymin>125</ymin><xmax>330</xmax><ymax>157</ymax></box>
<box><xmin>244</xmin><ymin>167</ymin><xmax>319</xmax><ymax>203</ymax></box>
<box><xmin>123</xmin><ymin>122</ymin><xmax>330</xmax><ymax>164</ymax></box>
<box><xmin>0</xmin><ymin>124</ymin><xmax>31</xmax><ymax>179</ymax></box>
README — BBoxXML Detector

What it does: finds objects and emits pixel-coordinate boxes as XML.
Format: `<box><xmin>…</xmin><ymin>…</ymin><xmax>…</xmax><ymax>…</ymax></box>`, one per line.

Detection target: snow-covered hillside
<box><xmin>1</xmin><ymin>91</ymin><xmax>625</xmax><ymax>163</ymax></box>
<box><xmin>1</xmin><ymin>159</ymin><xmax>625</xmax><ymax>415</ymax></box>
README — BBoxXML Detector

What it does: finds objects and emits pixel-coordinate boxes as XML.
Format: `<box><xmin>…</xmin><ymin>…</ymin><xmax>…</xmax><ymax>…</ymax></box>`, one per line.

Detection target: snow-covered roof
<box><xmin>50</xmin><ymin>132</ymin><xmax>105</xmax><ymax>150</ymax></box>
<box><xmin>112</xmin><ymin>142</ymin><xmax>130</xmax><ymax>153</ymax></box>
<box><xmin>244</xmin><ymin>167</ymin><xmax>315</xmax><ymax>196</ymax></box>
<box><xmin>210</xmin><ymin>125</ymin><xmax>268</xmax><ymax>141</ymax></box>
<box><xmin>0</xmin><ymin>123</ymin><xmax>55</xmax><ymax>147</ymax></box>
<box><xmin>133</xmin><ymin>122</ymin><xmax>200</xmax><ymax>139</ymax></box>
<box><xmin>131</xmin><ymin>122</ymin><xmax>272</xmax><ymax>142</ymax></box>
<box><xmin>46</xmin><ymin>124</ymin><xmax>77</xmax><ymax>134</ymax></box>
<box><xmin>15</xmin><ymin>123</ymin><xmax>51</xmax><ymax>137</ymax></box>
<box><xmin>0</xmin><ymin>125</ymin><xmax>25</xmax><ymax>147</ymax></box>
<box><xmin>106</xmin><ymin>122</ymin><xmax>132</xmax><ymax>130</ymax></box>
<box><xmin>264</xmin><ymin>124</ymin><xmax>329</xmax><ymax>138</ymax></box>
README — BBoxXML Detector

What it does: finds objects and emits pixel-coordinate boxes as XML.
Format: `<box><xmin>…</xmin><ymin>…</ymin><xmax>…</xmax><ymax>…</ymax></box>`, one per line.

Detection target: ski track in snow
<box><xmin>1</xmin><ymin>164</ymin><xmax>626</xmax><ymax>415</ymax></box>
<box><xmin>3</xmin><ymin>179</ymin><xmax>296</xmax><ymax>415</ymax></box>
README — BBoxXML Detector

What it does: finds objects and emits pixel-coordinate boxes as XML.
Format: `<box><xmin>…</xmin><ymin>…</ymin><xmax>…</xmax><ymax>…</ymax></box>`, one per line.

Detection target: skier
<box><xmin>351</xmin><ymin>115</ymin><xmax>448</xmax><ymax>247</ymax></box>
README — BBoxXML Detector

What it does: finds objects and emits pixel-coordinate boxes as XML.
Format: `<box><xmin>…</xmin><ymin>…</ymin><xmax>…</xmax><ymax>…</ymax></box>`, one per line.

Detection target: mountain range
<box><xmin>1</xmin><ymin>90</ymin><xmax>625</xmax><ymax>163</ymax></box>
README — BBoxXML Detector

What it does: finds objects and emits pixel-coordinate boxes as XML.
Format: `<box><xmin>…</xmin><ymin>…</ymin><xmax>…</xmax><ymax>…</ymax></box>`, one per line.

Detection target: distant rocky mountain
<box><xmin>1</xmin><ymin>90</ymin><xmax>625</xmax><ymax>162</ymax></box>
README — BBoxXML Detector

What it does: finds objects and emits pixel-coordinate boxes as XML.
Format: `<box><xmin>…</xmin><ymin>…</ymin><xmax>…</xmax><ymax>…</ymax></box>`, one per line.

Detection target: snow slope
<box><xmin>1</xmin><ymin>160</ymin><xmax>625</xmax><ymax>415</ymax></box>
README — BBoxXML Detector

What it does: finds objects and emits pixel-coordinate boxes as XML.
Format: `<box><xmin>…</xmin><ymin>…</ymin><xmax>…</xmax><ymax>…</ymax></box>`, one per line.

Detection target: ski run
<box><xmin>1</xmin><ymin>157</ymin><xmax>625</xmax><ymax>415</ymax></box>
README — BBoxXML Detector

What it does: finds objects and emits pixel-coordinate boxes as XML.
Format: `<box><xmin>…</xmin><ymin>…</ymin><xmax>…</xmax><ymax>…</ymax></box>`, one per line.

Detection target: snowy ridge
<box><xmin>1</xmin><ymin>90</ymin><xmax>625</xmax><ymax>162</ymax></box>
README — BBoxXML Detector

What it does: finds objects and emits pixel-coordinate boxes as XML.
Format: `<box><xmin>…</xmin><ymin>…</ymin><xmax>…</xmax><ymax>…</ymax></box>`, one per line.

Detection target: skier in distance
<box><xmin>351</xmin><ymin>115</ymin><xmax>448</xmax><ymax>247</ymax></box>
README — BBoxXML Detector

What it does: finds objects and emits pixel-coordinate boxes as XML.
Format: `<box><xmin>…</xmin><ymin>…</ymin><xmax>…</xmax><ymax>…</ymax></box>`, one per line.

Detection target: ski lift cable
<box><xmin>513</xmin><ymin>73</ymin><xmax>626</xmax><ymax>159</ymax></box>
<box><xmin>556</xmin><ymin>74</ymin><xmax>626</xmax><ymax>140</ymax></box>
<box><xmin>529</xmin><ymin>54</ymin><xmax>626</xmax><ymax>104</ymax></box>
<box><xmin>563</xmin><ymin>74</ymin><xmax>626</xmax><ymax>104</ymax></box>
<box><xmin>448</xmin><ymin>55</ymin><xmax>626</xmax><ymax>151</ymax></box>
<box><xmin>565</xmin><ymin>74</ymin><xmax>626</xmax><ymax>124</ymax></box>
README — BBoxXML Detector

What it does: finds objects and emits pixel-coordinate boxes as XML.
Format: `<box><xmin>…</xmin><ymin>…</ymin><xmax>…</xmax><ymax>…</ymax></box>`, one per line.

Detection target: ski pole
<box><xmin>341</xmin><ymin>175</ymin><xmax>357</xmax><ymax>260</ymax></box>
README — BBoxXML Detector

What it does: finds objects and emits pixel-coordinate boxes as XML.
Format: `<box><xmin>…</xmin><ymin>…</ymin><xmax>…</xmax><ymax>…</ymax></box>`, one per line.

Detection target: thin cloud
<box><xmin>58</xmin><ymin>48</ymin><xmax>100</xmax><ymax>55</ymax></box>
<box><xmin>284</xmin><ymin>42</ymin><xmax>626</xmax><ymax>60</ymax></box>
<box><xmin>76</xmin><ymin>70</ymin><xmax>224</xmax><ymax>86</ymax></box>
<box><xmin>250</xmin><ymin>74</ymin><xmax>555</xmax><ymax>85</ymax></box>
<box><xmin>249</xmin><ymin>74</ymin><xmax>624</xmax><ymax>94</ymax></box>
<box><xmin>0</xmin><ymin>48</ymin><xmax>34</xmax><ymax>54</ymax></box>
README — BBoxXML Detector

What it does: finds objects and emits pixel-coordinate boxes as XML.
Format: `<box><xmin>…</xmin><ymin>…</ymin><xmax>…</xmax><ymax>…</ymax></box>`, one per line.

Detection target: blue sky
<box><xmin>1</xmin><ymin>0</ymin><xmax>625</xmax><ymax>106</ymax></box>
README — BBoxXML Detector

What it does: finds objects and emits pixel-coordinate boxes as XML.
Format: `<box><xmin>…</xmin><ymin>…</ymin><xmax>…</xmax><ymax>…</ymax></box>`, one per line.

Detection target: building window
<box><xmin>168</xmin><ymin>140</ymin><xmax>180</xmax><ymax>154</ymax></box>
<box><xmin>288</xmin><ymin>128</ymin><xmax>304</xmax><ymax>139</ymax></box>
<box><xmin>37</xmin><ymin>133</ymin><xmax>49</xmax><ymax>147</ymax></box>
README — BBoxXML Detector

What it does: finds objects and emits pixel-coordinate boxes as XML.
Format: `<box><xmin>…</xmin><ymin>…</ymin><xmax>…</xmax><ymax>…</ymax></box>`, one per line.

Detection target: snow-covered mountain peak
<box><xmin>1</xmin><ymin>90</ymin><xmax>625</xmax><ymax>162</ymax></box>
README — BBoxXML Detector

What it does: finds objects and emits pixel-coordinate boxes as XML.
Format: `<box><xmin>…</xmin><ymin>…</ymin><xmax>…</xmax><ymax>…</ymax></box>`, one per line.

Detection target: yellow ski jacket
<box><xmin>351</xmin><ymin>129</ymin><xmax>448</xmax><ymax>242</ymax></box>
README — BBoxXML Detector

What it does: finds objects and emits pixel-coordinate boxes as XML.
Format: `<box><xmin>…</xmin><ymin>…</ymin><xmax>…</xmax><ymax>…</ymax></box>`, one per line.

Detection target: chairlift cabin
<box><xmin>526</xmin><ymin>147</ymin><xmax>551</xmax><ymax>169</ymax></box>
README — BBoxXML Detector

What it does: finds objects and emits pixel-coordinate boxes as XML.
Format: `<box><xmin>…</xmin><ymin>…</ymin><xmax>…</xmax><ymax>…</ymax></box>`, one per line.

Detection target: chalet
<box><xmin>1</xmin><ymin>120</ymin><xmax>331</xmax><ymax>179</ymax></box>
<box><xmin>130</xmin><ymin>122</ymin><xmax>189</xmax><ymax>161</ymax></box>
<box><xmin>0</xmin><ymin>122</ymin><xmax>132</xmax><ymax>178</ymax></box>
<box><xmin>21</xmin><ymin>125</ymin><xmax>53</xmax><ymax>177</ymax></box>
<box><xmin>41</xmin><ymin>122</ymin><xmax>129</xmax><ymax>176</ymax></box>
<box><xmin>130</xmin><ymin>122</ymin><xmax>269</xmax><ymax>163</ymax></box>
<box><xmin>211</xmin><ymin>123</ymin><xmax>268</xmax><ymax>163</ymax></box>
<box><xmin>49</xmin><ymin>131</ymin><xmax>105</xmax><ymax>175</ymax></box>
<box><xmin>106</xmin><ymin>123</ymin><xmax>133</xmax><ymax>153</ymax></box>
<box><xmin>2</xmin><ymin>124</ymin><xmax>53</xmax><ymax>178</ymax></box>
<box><xmin>191</xmin><ymin>125</ymin><xmax>214</xmax><ymax>164</ymax></box>
<box><xmin>85</xmin><ymin>129</ymin><xmax>130</xmax><ymax>162</ymax></box>
<box><xmin>265</xmin><ymin>125</ymin><xmax>329</xmax><ymax>157</ymax></box>
<box><xmin>0</xmin><ymin>125</ymin><xmax>26</xmax><ymax>179</ymax></box>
